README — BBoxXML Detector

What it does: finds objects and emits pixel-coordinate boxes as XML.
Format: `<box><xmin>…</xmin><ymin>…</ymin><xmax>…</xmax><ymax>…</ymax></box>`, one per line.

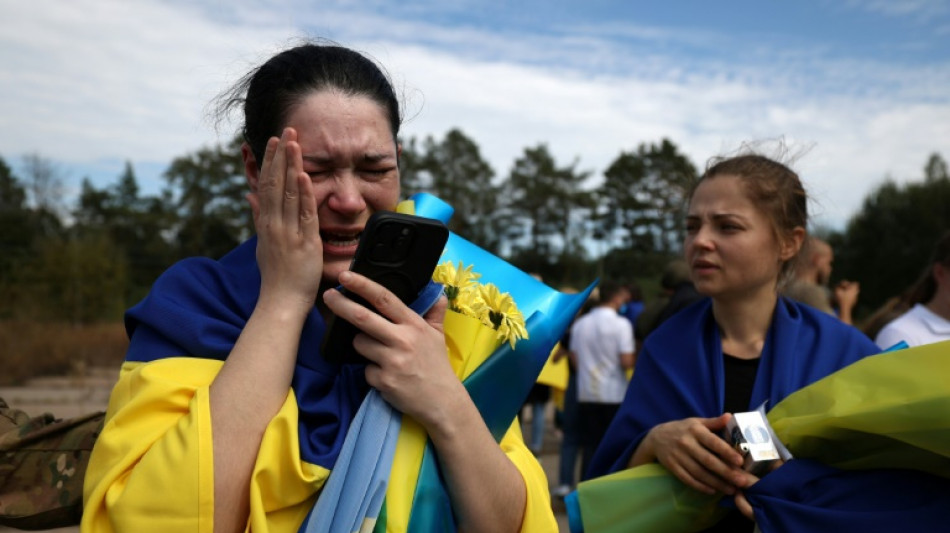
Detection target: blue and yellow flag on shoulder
<box><xmin>565</xmin><ymin>339</ymin><xmax>950</xmax><ymax>533</ymax></box>
<box><xmin>81</xmin><ymin>193</ymin><xmax>593</xmax><ymax>533</ymax></box>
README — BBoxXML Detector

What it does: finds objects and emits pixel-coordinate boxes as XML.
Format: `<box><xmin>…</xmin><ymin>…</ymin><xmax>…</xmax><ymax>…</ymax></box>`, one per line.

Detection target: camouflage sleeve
<box><xmin>1</xmin><ymin>399</ymin><xmax>103</xmax><ymax>530</ymax></box>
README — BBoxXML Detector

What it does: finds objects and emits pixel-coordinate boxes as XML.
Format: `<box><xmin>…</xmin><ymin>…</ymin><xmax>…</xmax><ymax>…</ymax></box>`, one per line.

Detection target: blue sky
<box><xmin>2</xmin><ymin>0</ymin><xmax>949</xmax><ymax>234</ymax></box>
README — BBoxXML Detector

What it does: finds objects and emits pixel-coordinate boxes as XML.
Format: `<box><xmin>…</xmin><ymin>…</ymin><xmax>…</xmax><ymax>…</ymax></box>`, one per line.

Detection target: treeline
<box><xmin>1</xmin><ymin>129</ymin><xmax>948</xmax><ymax>325</ymax></box>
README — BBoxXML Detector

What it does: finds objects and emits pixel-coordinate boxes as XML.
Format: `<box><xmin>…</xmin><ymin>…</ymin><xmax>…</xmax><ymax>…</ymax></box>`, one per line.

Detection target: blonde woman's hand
<box><xmin>646</xmin><ymin>414</ymin><xmax>754</xmax><ymax>495</ymax></box>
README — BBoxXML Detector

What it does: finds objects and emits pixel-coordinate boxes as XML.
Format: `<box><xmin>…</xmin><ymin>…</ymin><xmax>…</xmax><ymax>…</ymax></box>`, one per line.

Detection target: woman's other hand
<box><xmin>641</xmin><ymin>413</ymin><xmax>754</xmax><ymax>495</ymax></box>
<box><xmin>322</xmin><ymin>271</ymin><xmax>466</xmax><ymax>429</ymax></box>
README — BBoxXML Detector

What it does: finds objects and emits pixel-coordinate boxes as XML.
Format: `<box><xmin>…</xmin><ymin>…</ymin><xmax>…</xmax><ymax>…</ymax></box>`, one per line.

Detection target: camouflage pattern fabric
<box><xmin>0</xmin><ymin>398</ymin><xmax>104</xmax><ymax>530</ymax></box>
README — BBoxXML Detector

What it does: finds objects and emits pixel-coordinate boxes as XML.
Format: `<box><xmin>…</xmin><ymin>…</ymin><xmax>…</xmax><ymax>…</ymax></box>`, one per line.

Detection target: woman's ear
<box><xmin>780</xmin><ymin>227</ymin><xmax>807</xmax><ymax>262</ymax></box>
<box><xmin>242</xmin><ymin>143</ymin><xmax>260</xmax><ymax>192</ymax></box>
<box><xmin>933</xmin><ymin>261</ymin><xmax>949</xmax><ymax>287</ymax></box>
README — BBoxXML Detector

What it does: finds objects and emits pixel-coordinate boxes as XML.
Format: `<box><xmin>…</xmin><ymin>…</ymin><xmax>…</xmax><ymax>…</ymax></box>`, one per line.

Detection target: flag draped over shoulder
<box><xmin>566</xmin><ymin>339</ymin><xmax>950</xmax><ymax>533</ymax></box>
<box><xmin>307</xmin><ymin>193</ymin><xmax>595</xmax><ymax>532</ymax></box>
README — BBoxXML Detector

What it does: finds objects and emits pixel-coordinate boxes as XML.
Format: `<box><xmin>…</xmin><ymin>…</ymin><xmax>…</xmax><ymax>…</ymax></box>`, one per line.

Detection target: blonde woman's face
<box><xmin>684</xmin><ymin>175</ymin><xmax>789</xmax><ymax>301</ymax></box>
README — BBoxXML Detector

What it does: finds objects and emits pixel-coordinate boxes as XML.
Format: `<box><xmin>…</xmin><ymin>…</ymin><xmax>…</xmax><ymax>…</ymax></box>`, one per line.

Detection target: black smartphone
<box><xmin>321</xmin><ymin>211</ymin><xmax>449</xmax><ymax>365</ymax></box>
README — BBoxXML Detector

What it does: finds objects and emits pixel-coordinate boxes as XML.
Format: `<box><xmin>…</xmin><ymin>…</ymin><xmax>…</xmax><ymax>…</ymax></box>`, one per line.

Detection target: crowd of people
<box><xmin>2</xmin><ymin>38</ymin><xmax>947</xmax><ymax>532</ymax></box>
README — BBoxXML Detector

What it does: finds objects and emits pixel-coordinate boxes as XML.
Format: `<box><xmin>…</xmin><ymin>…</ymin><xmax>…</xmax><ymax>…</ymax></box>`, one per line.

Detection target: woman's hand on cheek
<box><xmin>250</xmin><ymin>128</ymin><xmax>323</xmax><ymax>313</ymax></box>
<box><xmin>323</xmin><ymin>273</ymin><xmax>464</xmax><ymax>428</ymax></box>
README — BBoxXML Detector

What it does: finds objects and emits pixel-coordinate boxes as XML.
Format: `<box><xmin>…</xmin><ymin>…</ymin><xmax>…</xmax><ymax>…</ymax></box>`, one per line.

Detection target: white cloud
<box><xmin>1</xmin><ymin>0</ymin><xmax>948</xmax><ymax>233</ymax></box>
<box><xmin>847</xmin><ymin>0</ymin><xmax>950</xmax><ymax>19</ymax></box>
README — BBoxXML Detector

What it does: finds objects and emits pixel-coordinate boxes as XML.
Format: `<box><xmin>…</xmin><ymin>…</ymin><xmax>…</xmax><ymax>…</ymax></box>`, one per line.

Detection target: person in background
<box><xmin>520</xmin><ymin>273</ymin><xmax>552</xmax><ymax>456</ymax></box>
<box><xmin>520</xmin><ymin>381</ymin><xmax>551</xmax><ymax>456</ymax></box>
<box><xmin>621</xmin><ymin>281</ymin><xmax>645</xmax><ymax>329</ymax></box>
<box><xmin>569</xmin><ymin>281</ymin><xmax>634</xmax><ymax>481</ymax></box>
<box><xmin>551</xmin><ymin>290</ymin><xmax>592</xmax><ymax>499</ymax></box>
<box><xmin>81</xmin><ymin>41</ymin><xmax>555</xmax><ymax>532</ymax></box>
<box><xmin>634</xmin><ymin>259</ymin><xmax>697</xmax><ymax>351</ymax></box>
<box><xmin>782</xmin><ymin>236</ymin><xmax>859</xmax><ymax>324</ymax></box>
<box><xmin>648</xmin><ymin>262</ymin><xmax>706</xmax><ymax>336</ymax></box>
<box><xmin>874</xmin><ymin>230</ymin><xmax>950</xmax><ymax>349</ymax></box>
<box><xmin>550</xmin><ymin>339</ymin><xmax>579</xmax><ymax>499</ymax></box>
<box><xmin>588</xmin><ymin>153</ymin><xmax>881</xmax><ymax>531</ymax></box>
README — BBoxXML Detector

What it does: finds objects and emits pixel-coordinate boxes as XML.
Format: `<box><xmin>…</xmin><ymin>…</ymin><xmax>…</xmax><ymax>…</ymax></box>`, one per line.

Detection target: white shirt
<box><xmin>569</xmin><ymin>306</ymin><xmax>634</xmax><ymax>404</ymax></box>
<box><xmin>874</xmin><ymin>303</ymin><xmax>950</xmax><ymax>349</ymax></box>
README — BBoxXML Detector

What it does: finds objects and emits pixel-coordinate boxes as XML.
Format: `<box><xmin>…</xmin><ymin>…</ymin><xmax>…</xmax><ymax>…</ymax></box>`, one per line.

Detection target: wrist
<box><xmin>630</xmin><ymin>428</ymin><xmax>657</xmax><ymax>467</ymax></box>
<box><xmin>419</xmin><ymin>382</ymin><xmax>476</xmax><ymax>444</ymax></box>
<box><xmin>256</xmin><ymin>287</ymin><xmax>316</xmax><ymax>319</ymax></box>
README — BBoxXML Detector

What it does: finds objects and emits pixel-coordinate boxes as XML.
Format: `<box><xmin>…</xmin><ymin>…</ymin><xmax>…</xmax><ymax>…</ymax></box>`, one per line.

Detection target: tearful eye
<box><xmin>363</xmin><ymin>167</ymin><xmax>395</xmax><ymax>176</ymax></box>
<box><xmin>307</xmin><ymin>170</ymin><xmax>333</xmax><ymax>181</ymax></box>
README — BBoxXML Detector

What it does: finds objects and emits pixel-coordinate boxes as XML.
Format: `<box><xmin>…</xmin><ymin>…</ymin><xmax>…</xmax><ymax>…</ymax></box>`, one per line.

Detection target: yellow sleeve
<box><xmin>81</xmin><ymin>358</ymin><xmax>329</xmax><ymax>533</ymax></box>
<box><xmin>501</xmin><ymin>418</ymin><xmax>558</xmax><ymax>532</ymax></box>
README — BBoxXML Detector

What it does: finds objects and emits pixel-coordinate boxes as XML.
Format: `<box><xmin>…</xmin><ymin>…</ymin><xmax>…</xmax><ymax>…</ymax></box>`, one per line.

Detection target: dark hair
<box><xmin>906</xmin><ymin>230</ymin><xmax>950</xmax><ymax>305</ymax></box>
<box><xmin>598</xmin><ymin>280</ymin><xmax>629</xmax><ymax>304</ymax></box>
<box><xmin>660</xmin><ymin>259</ymin><xmax>691</xmax><ymax>290</ymax></box>
<box><xmin>625</xmin><ymin>281</ymin><xmax>642</xmax><ymax>301</ymax></box>
<box><xmin>691</xmin><ymin>154</ymin><xmax>808</xmax><ymax>281</ymax></box>
<box><xmin>215</xmin><ymin>41</ymin><xmax>401</xmax><ymax>168</ymax></box>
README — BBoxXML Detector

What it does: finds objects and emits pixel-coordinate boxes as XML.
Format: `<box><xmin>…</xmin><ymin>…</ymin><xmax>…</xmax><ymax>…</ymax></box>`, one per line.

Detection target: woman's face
<box><xmin>284</xmin><ymin>90</ymin><xmax>401</xmax><ymax>285</ymax></box>
<box><xmin>685</xmin><ymin>175</ymin><xmax>790</xmax><ymax>302</ymax></box>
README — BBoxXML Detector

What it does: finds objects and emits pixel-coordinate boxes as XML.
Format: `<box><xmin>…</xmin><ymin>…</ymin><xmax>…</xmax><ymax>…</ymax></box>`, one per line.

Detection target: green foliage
<box><xmin>399</xmin><ymin>129</ymin><xmax>504</xmax><ymax>252</ymax></box>
<box><xmin>74</xmin><ymin>165</ymin><xmax>177</xmax><ymax>303</ymax></box>
<box><xmin>3</xmin><ymin>139</ymin><xmax>948</xmax><ymax>329</ymax></box>
<box><xmin>164</xmin><ymin>136</ymin><xmax>251</xmax><ymax>259</ymax></box>
<box><xmin>0</xmin><ymin>157</ymin><xmax>32</xmax><ymax>287</ymax></box>
<box><xmin>502</xmin><ymin>144</ymin><xmax>592</xmax><ymax>262</ymax></box>
<box><xmin>9</xmin><ymin>234</ymin><xmax>128</xmax><ymax>322</ymax></box>
<box><xmin>397</xmin><ymin>136</ymin><xmax>427</xmax><ymax>197</ymax></box>
<box><xmin>0</xmin><ymin>156</ymin><xmax>26</xmax><ymax>210</ymax></box>
<box><xmin>833</xmin><ymin>152</ymin><xmax>950</xmax><ymax>318</ymax></box>
<box><xmin>596</xmin><ymin>139</ymin><xmax>698</xmax><ymax>255</ymax></box>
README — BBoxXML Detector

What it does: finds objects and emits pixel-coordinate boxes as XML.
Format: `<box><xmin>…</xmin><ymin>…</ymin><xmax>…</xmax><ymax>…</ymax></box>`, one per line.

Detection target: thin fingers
<box><xmin>298</xmin><ymin>173</ymin><xmax>319</xmax><ymax>241</ymax></box>
<box><xmin>337</xmin><ymin>271</ymin><xmax>416</xmax><ymax>324</ymax></box>
<box><xmin>321</xmin><ymin>272</ymin><xmax>419</xmax><ymax>352</ymax></box>
<box><xmin>677</xmin><ymin>452</ymin><xmax>737</xmax><ymax>495</ymax></box>
<box><xmin>281</xmin><ymin>140</ymin><xmax>301</xmax><ymax>228</ymax></box>
<box><xmin>259</xmin><ymin>128</ymin><xmax>295</xmax><ymax>225</ymax></box>
<box><xmin>734</xmin><ymin>491</ymin><xmax>755</xmax><ymax>520</ymax></box>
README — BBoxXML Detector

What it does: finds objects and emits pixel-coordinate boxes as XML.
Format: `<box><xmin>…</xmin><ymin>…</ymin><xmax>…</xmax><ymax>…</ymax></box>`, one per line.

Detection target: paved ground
<box><xmin>1</xmin><ymin>370</ymin><xmax>573</xmax><ymax>532</ymax></box>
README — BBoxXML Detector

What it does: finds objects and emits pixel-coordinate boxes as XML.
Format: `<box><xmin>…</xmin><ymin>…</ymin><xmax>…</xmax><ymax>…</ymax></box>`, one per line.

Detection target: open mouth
<box><xmin>321</xmin><ymin>230</ymin><xmax>362</xmax><ymax>251</ymax></box>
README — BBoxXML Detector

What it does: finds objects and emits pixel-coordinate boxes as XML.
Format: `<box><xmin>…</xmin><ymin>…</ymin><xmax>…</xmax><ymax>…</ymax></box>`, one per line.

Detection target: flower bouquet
<box><xmin>306</xmin><ymin>193</ymin><xmax>595</xmax><ymax>532</ymax></box>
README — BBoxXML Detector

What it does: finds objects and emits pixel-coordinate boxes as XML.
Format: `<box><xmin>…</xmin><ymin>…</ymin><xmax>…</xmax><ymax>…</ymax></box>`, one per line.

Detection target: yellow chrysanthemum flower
<box><xmin>432</xmin><ymin>261</ymin><xmax>481</xmax><ymax>311</ymax></box>
<box><xmin>475</xmin><ymin>283</ymin><xmax>528</xmax><ymax>348</ymax></box>
<box><xmin>432</xmin><ymin>261</ymin><xmax>527</xmax><ymax>348</ymax></box>
<box><xmin>452</xmin><ymin>286</ymin><xmax>483</xmax><ymax>318</ymax></box>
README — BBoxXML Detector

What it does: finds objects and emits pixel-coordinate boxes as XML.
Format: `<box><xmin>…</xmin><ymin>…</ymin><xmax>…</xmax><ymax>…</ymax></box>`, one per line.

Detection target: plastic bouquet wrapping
<box><xmin>306</xmin><ymin>193</ymin><xmax>595</xmax><ymax>532</ymax></box>
<box><xmin>566</xmin><ymin>339</ymin><xmax>950</xmax><ymax>533</ymax></box>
